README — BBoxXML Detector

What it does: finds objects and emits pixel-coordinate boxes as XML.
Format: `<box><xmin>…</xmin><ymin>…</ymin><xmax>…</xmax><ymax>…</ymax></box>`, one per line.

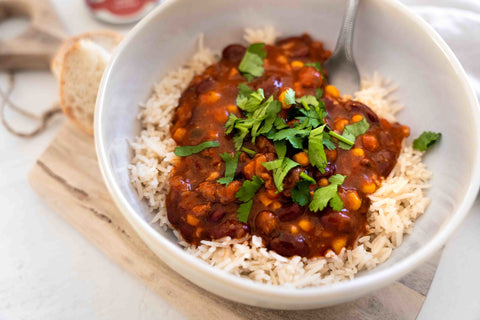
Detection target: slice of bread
<box><xmin>51</xmin><ymin>30</ymin><xmax>123</xmax><ymax>79</ymax></box>
<box><xmin>54</xmin><ymin>30</ymin><xmax>122</xmax><ymax>134</ymax></box>
<box><xmin>59</xmin><ymin>40</ymin><xmax>111</xmax><ymax>135</ymax></box>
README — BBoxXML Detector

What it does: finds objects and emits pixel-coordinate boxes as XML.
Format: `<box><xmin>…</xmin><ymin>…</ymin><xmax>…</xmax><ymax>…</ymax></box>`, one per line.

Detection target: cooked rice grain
<box><xmin>128</xmin><ymin>30</ymin><xmax>432</xmax><ymax>287</ymax></box>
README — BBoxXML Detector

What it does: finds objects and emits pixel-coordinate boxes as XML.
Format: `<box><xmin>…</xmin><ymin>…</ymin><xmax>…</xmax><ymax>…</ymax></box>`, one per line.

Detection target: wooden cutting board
<box><xmin>28</xmin><ymin>122</ymin><xmax>441</xmax><ymax>320</ymax></box>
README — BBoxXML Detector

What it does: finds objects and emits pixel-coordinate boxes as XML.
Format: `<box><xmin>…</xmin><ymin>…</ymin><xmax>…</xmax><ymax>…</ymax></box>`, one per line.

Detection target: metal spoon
<box><xmin>324</xmin><ymin>0</ymin><xmax>361</xmax><ymax>95</ymax></box>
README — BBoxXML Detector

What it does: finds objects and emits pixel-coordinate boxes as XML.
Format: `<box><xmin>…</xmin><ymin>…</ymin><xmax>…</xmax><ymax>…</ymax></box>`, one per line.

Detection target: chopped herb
<box><xmin>261</xmin><ymin>159</ymin><xmax>283</xmax><ymax>171</ymax></box>
<box><xmin>238</xmin><ymin>43</ymin><xmax>266</xmax><ymax>82</ymax></box>
<box><xmin>296</xmin><ymin>95</ymin><xmax>319</xmax><ymax>109</ymax></box>
<box><xmin>328</xmin><ymin>130</ymin><xmax>354</xmax><ymax>147</ymax></box>
<box><xmin>272</xmin><ymin>128</ymin><xmax>310</xmax><ymax>149</ymax></box>
<box><xmin>300</xmin><ymin>172</ymin><xmax>316</xmax><ymax>183</ymax></box>
<box><xmin>236</xmin><ymin>84</ymin><xmax>265</xmax><ymax>112</ymax></box>
<box><xmin>250</xmin><ymin>97</ymin><xmax>282</xmax><ymax>140</ymax></box>
<box><xmin>323</xmin><ymin>134</ymin><xmax>336</xmax><ymax>150</ymax></box>
<box><xmin>315</xmin><ymin>87</ymin><xmax>324</xmax><ymax>100</ymax></box>
<box><xmin>284</xmin><ymin>88</ymin><xmax>296</xmax><ymax>105</ymax></box>
<box><xmin>274</xmin><ymin>117</ymin><xmax>289</xmax><ymax>130</ymax></box>
<box><xmin>241</xmin><ymin>147</ymin><xmax>256</xmax><ymax>156</ymax></box>
<box><xmin>291</xmin><ymin>180</ymin><xmax>311</xmax><ymax>206</ymax></box>
<box><xmin>217</xmin><ymin>152</ymin><xmax>240</xmax><ymax>185</ymax></box>
<box><xmin>235</xmin><ymin>176</ymin><xmax>264</xmax><ymax>202</ymax></box>
<box><xmin>271</xmin><ymin>158</ymin><xmax>300</xmax><ymax>192</ymax></box>
<box><xmin>237</xmin><ymin>200</ymin><xmax>253</xmax><ymax>223</ymax></box>
<box><xmin>413</xmin><ymin>131</ymin><xmax>442</xmax><ymax>151</ymax></box>
<box><xmin>308</xmin><ymin>124</ymin><xmax>328</xmax><ymax>173</ymax></box>
<box><xmin>274</xmin><ymin>140</ymin><xmax>287</xmax><ymax>159</ymax></box>
<box><xmin>337</xmin><ymin>118</ymin><xmax>370</xmax><ymax>150</ymax></box>
<box><xmin>292</xmin><ymin>173</ymin><xmax>316</xmax><ymax>206</ymax></box>
<box><xmin>174</xmin><ymin>141</ymin><xmax>220</xmax><ymax>156</ymax></box>
<box><xmin>309</xmin><ymin>174</ymin><xmax>346</xmax><ymax>212</ymax></box>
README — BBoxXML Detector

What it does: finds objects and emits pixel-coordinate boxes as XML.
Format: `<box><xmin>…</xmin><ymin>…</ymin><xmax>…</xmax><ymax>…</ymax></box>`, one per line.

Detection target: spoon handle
<box><xmin>333</xmin><ymin>0</ymin><xmax>360</xmax><ymax>61</ymax></box>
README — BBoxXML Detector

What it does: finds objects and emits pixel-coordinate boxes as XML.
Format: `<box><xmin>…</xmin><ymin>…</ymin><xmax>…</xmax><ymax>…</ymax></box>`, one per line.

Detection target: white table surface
<box><xmin>0</xmin><ymin>1</ymin><xmax>479</xmax><ymax>319</ymax></box>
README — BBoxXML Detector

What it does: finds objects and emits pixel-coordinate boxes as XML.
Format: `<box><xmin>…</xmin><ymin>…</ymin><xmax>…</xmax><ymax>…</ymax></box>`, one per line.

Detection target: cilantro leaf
<box><xmin>261</xmin><ymin>159</ymin><xmax>283</xmax><ymax>171</ymax></box>
<box><xmin>296</xmin><ymin>95</ymin><xmax>319</xmax><ymax>109</ymax></box>
<box><xmin>337</xmin><ymin>118</ymin><xmax>370</xmax><ymax>150</ymax></box>
<box><xmin>237</xmin><ymin>200</ymin><xmax>253</xmax><ymax>223</ymax></box>
<box><xmin>300</xmin><ymin>172</ymin><xmax>316</xmax><ymax>183</ymax></box>
<box><xmin>291</xmin><ymin>173</ymin><xmax>316</xmax><ymax>206</ymax></box>
<box><xmin>308</xmin><ymin>124</ymin><xmax>328</xmax><ymax>173</ymax></box>
<box><xmin>241</xmin><ymin>147</ymin><xmax>256</xmax><ymax>156</ymax></box>
<box><xmin>291</xmin><ymin>180</ymin><xmax>311</xmax><ymax>206</ymax></box>
<box><xmin>272</xmin><ymin>158</ymin><xmax>300</xmax><ymax>192</ymax></box>
<box><xmin>238</xmin><ymin>43</ymin><xmax>266</xmax><ymax>82</ymax></box>
<box><xmin>284</xmin><ymin>88</ymin><xmax>296</xmax><ymax>105</ymax></box>
<box><xmin>174</xmin><ymin>141</ymin><xmax>220</xmax><ymax>156</ymax></box>
<box><xmin>309</xmin><ymin>174</ymin><xmax>346</xmax><ymax>212</ymax></box>
<box><xmin>236</xmin><ymin>84</ymin><xmax>265</xmax><ymax>112</ymax></box>
<box><xmin>250</xmin><ymin>97</ymin><xmax>282</xmax><ymax>140</ymax></box>
<box><xmin>413</xmin><ymin>131</ymin><xmax>442</xmax><ymax>151</ymax></box>
<box><xmin>235</xmin><ymin>176</ymin><xmax>264</xmax><ymax>202</ymax></box>
<box><xmin>315</xmin><ymin>87</ymin><xmax>324</xmax><ymax>100</ymax></box>
<box><xmin>274</xmin><ymin>140</ymin><xmax>287</xmax><ymax>159</ymax></box>
<box><xmin>217</xmin><ymin>152</ymin><xmax>240</xmax><ymax>185</ymax></box>
<box><xmin>323</xmin><ymin>134</ymin><xmax>336</xmax><ymax>150</ymax></box>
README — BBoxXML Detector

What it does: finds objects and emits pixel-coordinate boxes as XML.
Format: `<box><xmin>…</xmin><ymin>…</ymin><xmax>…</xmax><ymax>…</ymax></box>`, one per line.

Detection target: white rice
<box><xmin>128</xmin><ymin>27</ymin><xmax>432</xmax><ymax>287</ymax></box>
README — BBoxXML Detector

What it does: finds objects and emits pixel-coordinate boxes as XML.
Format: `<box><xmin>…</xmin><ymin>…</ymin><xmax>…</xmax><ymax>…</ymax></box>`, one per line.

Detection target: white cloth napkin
<box><xmin>402</xmin><ymin>0</ymin><xmax>480</xmax><ymax>98</ymax></box>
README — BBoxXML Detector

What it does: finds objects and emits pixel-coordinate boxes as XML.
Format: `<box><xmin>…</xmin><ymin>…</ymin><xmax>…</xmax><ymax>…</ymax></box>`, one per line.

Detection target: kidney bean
<box><xmin>208</xmin><ymin>208</ymin><xmax>226</xmax><ymax>223</ymax></box>
<box><xmin>269</xmin><ymin>233</ymin><xmax>309</xmax><ymax>257</ymax></box>
<box><xmin>208</xmin><ymin>219</ymin><xmax>249</xmax><ymax>239</ymax></box>
<box><xmin>195</xmin><ymin>78</ymin><xmax>215</xmax><ymax>95</ymax></box>
<box><xmin>314</xmin><ymin>163</ymin><xmax>336</xmax><ymax>179</ymax></box>
<box><xmin>222</xmin><ymin>44</ymin><xmax>246</xmax><ymax>62</ymax></box>
<box><xmin>276</xmin><ymin>203</ymin><xmax>304</xmax><ymax>221</ymax></box>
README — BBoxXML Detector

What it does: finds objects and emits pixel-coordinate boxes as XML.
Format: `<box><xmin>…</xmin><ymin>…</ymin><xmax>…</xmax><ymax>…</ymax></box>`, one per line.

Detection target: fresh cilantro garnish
<box><xmin>237</xmin><ymin>200</ymin><xmax>253</xmax><ymax>223</ymax></box>
<box><xmin>291</xmin><ymin>173</ymin><xmax>316</xmax><ymax>206</ymax></box>
<box><xmin>308</xmin><ymin>124</ymin><xmax>328</xmax><ymax>173</ymax></box>
<box><xmin>236</xmin><ymin>84</ymin><xmax>265</xmax><ymax>112</ymax></box>
<box><xmin>274</xmin><ymin>140</ymin><xmax>287</xmax><ymax>159</ymax></box>
<box><xmin>272</xmin><ymin>128</ymin><xmax>310</xmax><ymax>149</ymax></box>
<box><xmin>235</xmin><ymin>176</ymin><xmax>264</xmax><ymax>202</ymax></box>
<box><xmin>300</xmin><ymin>172</ymin><xmax>316</xmax><ymax>183</ymax></box>
<box><xmin>291</xmin><ymin>180</ymin><xmax>311</xmax><ymax>206</ymax></box>
<box><xmin>271</xmin><ymin>158</ymin><xmax>300</xmax><ymax>192</ymax></box>
<box><xmin>238</xmin><ymin>43</ymin><xmax>266</xmax><ymax>82</ymax></box>
<box><xmin>235</xmin><ymin>176</ymin><xmax>264</xmax><ymax>223</ymax></box>
<box><xmin>296</xmin><ymin>95</ymin><xmax>319</xmax><ymax>110</ymax></box>
<box><xmin>413</xmin><ymin>131</ymin><xmax>441</xmax><ymax>151</ymax></box>
<box><xmin>241</xmin><ymin>147</ymin><xmax>256</xmax><ymax>156</ymax></box>
<box><xmin>315</xmin><ymin>87</ymin><xmax>324</xmax><ymax>100</ymax></box>
<box><xmin>335</xmin><ymin>118</ymin><xmax>370</xmax><ymax>150</ymax></box>
<box><xmin>217</xmin><ymin>152</ymin><xmax>240</xmax><ymax>185</ymax></box>
<box><xmin>309</xmin><ymin>174</ymin><xmax>346</xmax><ymax>212</ymax></box>
<box><xmin>250</xmin><ymin>96</ymin><xmax>282</xmax><ymax>140</ymax></box>
<box><xmin>283</xmin><ymin>88</ymin><xmax>296</xmax><ymax>105</ymax></box>
<box><xmin>173</xmin><ymin>141</ymin><xmax>220</xmax><ymax>156</ymax></box>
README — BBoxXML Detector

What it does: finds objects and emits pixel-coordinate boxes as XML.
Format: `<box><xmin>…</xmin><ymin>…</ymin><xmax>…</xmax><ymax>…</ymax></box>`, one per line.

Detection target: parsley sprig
<box><xmin>235</xmin><ymin>176</ymin><xmax>264</xmax><ymax>223</ymax></box>
<box><xmin>238</xmin><ymin>43</ymin><xmax>266</xmax><ymax>82</ymax></box>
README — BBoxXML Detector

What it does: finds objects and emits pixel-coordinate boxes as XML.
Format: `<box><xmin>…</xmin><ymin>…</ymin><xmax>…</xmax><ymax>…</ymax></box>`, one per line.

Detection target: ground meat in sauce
<box><xmin>166</xmin><ymin>34</ymin><xmax>409</xmax><ymax>258</ymax></box>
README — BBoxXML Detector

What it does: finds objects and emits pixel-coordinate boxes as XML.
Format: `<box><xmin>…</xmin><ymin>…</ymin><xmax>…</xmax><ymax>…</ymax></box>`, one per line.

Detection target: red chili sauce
<box><xmin>166</xmin><ymin>34</ymin><xmax>409</xmax><ymax>258</ymax></box>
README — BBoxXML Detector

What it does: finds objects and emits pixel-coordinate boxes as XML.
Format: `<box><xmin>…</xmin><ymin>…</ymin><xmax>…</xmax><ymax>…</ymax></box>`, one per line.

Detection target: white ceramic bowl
<box><xmin>95</xmin><ymin>0</ymin><xmax>480</xmax><ymax>309</ymax></box>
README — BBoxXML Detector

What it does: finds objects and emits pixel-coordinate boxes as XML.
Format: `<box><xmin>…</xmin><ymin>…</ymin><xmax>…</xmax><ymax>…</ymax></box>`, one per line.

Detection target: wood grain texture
<box><xmin>0</xmin><ymin>0</ymin><xmax>67</xmax><ymax>70</ymax></box>
<box><xmin>28</xmin><ymin>123</ymin><xmax>441</xmax><ymax>320</ymax></box>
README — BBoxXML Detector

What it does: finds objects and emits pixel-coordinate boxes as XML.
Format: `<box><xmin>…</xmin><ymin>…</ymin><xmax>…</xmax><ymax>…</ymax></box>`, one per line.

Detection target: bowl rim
<box><xmin>95</xmin><ymin>0</ymin><xmax>480</xmax><ymax>302</ymax></box>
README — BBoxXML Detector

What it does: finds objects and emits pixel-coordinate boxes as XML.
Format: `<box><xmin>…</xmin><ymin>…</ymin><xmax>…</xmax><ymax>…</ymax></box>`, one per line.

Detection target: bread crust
<box><xmin>54</xmin><ymin>30</ymin><xmax>123</xmax><ymax>135</ymax></box>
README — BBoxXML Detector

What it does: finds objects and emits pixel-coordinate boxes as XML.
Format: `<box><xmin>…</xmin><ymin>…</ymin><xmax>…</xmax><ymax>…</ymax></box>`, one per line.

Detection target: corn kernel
<box><xmin>195</xmin><ymin>227</ymin><xmax>204</xmax><ymax>238</ymax></box>
<box><xmin>322</xmin><ymin>230</ymin><xmax>333</xmax><ymax>237</ymax></box>
<box><xmin>345</xmin><ymin>191</ymin><xmax>362</xmax><ymax>211</ymax></box>
<box><xmin>208</xmin><ymin>130</ymin><xmax>219</xmax><ymax>139</ymax></box>
<box><xmin>352</xmin><ymin>148</ymin><xmax>365</xmax><ymax>157</ymax></box>
<box><xmin>276</xmin><ymin>55</ymin><xmax>288</xmax><ymax>64</ymax></box>
<box><xmin>266</xmin><ymin>189</ymin><xmax>278</xmax><ymax>198</ymax></box>
<box><xmin>361</xmin><ymin>182</ymin><xmax>377</xmax><ymax>194</ymax></box>
<box><xmin>186</xmin><ymin>214</ymin><xmax>199</xmax><ymax>226</ymax></box>
<box><xmin>351</xmin><ymin>114</ymin><xmax>363</xmax><ymax>123</ymax></box>
<box><xmin>325</xmin><ymin>85</ymin><xmax>340</xmax><ymax>98</ymax></box>
<box><xmin>226</xmin><ymin>104</ymin><xmax>238</xmax><ymax>113</ymax></box>
<box><xmin>228</xmin><ymin>68</ymin><xmax>239</xmax><ymax>77</ymax></box>
<box><xmin>293</xmin><ymin>151</ymin><xmax>310</xmax><ymax>166</ymax></box>
<box><xmin>172</xmin><ymin>127</ymin><xmax>186</xmax><ymax>141</ymax></box>
<box><xmin>206</xmin><ymin>171</ymin><xmax>220</xmax><ymax>181</ymax></box>
<box><xmin>290</xmin><ymin>225</ymin><xmax>299</xmax><ymax>234</ymax></box>
<box><xmin>334</xmin><ymin>118</ymin><xmax>349</xmax><ymax>131</ymax></box>
<box><xmin>332</xmin><ymin>237</ymin><xmax>347</xmax><ymax>254</ymax></box>
<box><xmin>291</xmin><ymin>60</ymin><xmax>304</xmax><ymax>69</ymax></box>
<box><xmin>319</xmin><ymin>178</ymin><xmax>329</xmax><ymax>187</ymax></box>
<box><xmin>270</xmin><ymin>201</ymin><xmax>282</xmax><ymax>210</ymax></box>
<box><xmin>298</xmin><ymin>219</ymin><xmax>313</xmax><ymax>232</ymax></box>
<box><xmin>279</xmin><ymin>90</ymin><xmax>293</xmax><ymax>109</ymax></box>
<box><xmin>200</xmin><ymin>91</ymin><xmax>221</xmax><ymax>104</ymax></box>
<box><xmin>259</xmin><ymin>192</ymin><xmax>274</xmax><ymax>207</ymax></box>
<box><xmin>213</xmin><ymin>108</ymin><xmax>229</xmax><ymax>123</ymax></box>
